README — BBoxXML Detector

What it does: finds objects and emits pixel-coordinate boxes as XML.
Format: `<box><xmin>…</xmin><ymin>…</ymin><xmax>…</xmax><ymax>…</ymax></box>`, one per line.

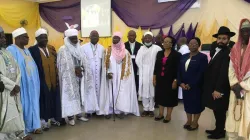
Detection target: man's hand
<box><xmin>107</xmin><ymin>73</ymin><xmax>113</xmax><ymax>79</ymax></box>
<box><xmin>231</xmin><ymin>83</ymin><xmax>243</xmax><ymax>99</ymax></box>
<box><xmin>153</xmin><ymin>75</ymin><xmax>156</xmax><ymax>87</ymax></box>
<box><xmin>13</xmin><ymin>85</ymin><xmax>20</xmax><ymax>93</ymax></box>
<box><xmin>212</xmin><ymin>91</ymin><xmax>222</xmax><ymax>100</ymax></box>
<box><xmin>172</xmin><ymin>80</ymin><xmax>177</xmax><ymax>89</ymax></box>
<box><xmin>186</xmin><ymin>84</ymin><xmax>191</xmax><ymax>90</ymax></box>
<box><xmin>10</xmin><ymin>85</ymin><xmax>20</xmax><ymax>96</ymax></box>
<box><xmin>75</xmin><ymin>67</ymin><xmax>83</xmax><ymax>77</ymax></box>
<box><xmin>180</xmin><ymin>83</ymin><xmax>187</xmax><ymax>90</ymax></box>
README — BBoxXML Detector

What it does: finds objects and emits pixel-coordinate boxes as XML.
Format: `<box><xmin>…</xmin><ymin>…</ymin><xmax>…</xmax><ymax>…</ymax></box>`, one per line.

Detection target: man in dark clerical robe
<box><xmin>29</xmin><ymin>28</ymin><xmax>65</xmax><ymax>131</ymax></box>
<box><xmin>125</xmin><ymin>30</ymin><xmax>142</xmax><ymax>93</ymax></box>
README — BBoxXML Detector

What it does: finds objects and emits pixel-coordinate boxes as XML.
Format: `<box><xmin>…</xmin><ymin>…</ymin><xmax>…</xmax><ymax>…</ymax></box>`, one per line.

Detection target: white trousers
<box><xmin>228</xmin><ymin>132</ymin><xmax>247</xmax><ymax>140</ymax></box>
<box><xmin>142</xmin><ymin>97</ymin><xmax>154</xmax><ymax>111</ymax></box>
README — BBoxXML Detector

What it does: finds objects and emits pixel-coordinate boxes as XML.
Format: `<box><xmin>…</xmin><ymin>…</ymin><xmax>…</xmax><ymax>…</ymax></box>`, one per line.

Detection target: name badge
<box><xmin>131</xmin><ymin>55</ymin><xmax>136</xmax><ymax>59</ymax></box>
<box><xmin>10</xmin><ymin>68</ymin><xmax>16</xmax><ymax>74</ymax></box>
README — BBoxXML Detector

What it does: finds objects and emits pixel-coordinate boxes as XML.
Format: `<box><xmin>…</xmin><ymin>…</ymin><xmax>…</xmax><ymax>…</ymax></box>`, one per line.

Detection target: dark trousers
<box><xmin>213</xmin><ymin>110</ymin><xmax>226</xmax><ymax>134</ymax></box>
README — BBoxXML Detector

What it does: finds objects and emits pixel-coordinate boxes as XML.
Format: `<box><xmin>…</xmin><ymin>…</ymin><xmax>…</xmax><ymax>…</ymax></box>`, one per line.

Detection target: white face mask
<box><xmin>144</xmin><ymin>42</ymin><xmax>152</xmax><ymax>47</ymax></box>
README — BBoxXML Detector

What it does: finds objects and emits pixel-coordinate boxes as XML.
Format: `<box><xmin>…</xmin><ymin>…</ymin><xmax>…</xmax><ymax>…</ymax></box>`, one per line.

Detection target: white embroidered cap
<box><xmin>12</xmin><ymin>27</ymin><xmax>27</xmax><ymax>38</ymax></box>
<box><xmin>241</xmin><ymin>20</ymin><xmax>250</xmax><ymax>29</ymax></box>
<box><xmin>64</xmin><ymin>22</ymin><xmax>79</xmax><ymax>37</ymax></box>
<box><xmin>144</xmin><ymin>31</ymin><xmax>153</xmax><ymax>37</ymax></box>
<box><xmin>35</xmin><ymin>28</ymin><xmax>47</xmax><ymax>37</ymax></box>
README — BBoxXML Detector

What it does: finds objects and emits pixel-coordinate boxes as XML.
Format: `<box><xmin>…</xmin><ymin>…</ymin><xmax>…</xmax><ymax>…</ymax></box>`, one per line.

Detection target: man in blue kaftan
<box><xmin>7</xmin><ymin>27</ymin><xmax>42</xmax><ymax>134</ymax></box>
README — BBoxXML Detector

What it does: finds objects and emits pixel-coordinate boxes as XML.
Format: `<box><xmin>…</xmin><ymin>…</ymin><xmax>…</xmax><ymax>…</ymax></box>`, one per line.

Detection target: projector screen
<box><xmin>81</xmin><ymin>0</ymin><xmax>111</xmax><ymax>37</ymax></box>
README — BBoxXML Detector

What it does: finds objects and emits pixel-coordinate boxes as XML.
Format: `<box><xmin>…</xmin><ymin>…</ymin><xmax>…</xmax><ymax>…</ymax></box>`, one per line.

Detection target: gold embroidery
<box><xmin>104</xmin><ymin>47</ymin><xmax>112</xmax><ymax>73</ymax></box>
<box><xmin>121</xmin><ymin>53</ymin><xmax>131</xmax><ymax>80</ymax></box>
<box><xmin>121</xmin><ymin>54</ymin><xmax>126</xmax><ymax>80</ymax></box>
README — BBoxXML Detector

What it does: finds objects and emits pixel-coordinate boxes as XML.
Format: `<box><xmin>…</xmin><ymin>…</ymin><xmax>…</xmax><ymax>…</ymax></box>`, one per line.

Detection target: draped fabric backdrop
<box><xmin>112</xmin><ymin>0</ymin><xmax>196</xmax><ymax>29</ymax></box>
<box><xmin>40</xmin><ymin>0</ymin><xmax>196</xmax><ymax>32</ymax></box>
<box><xmin>39</xmin><ymin>0</ymin><xmax>80</xmax><ymax>33</ymax></box>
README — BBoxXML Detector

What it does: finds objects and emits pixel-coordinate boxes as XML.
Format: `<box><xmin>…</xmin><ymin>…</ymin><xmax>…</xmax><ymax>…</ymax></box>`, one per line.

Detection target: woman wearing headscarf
<box><xmin>98</xmin><ymin>32</ymin><xmax>140</xmax><ymax>119</ymax></box>
<box><xmin>178</xmin><ymin>37</ymin><xmax>208</xmax><ymax>131</ymax></box>
<box><xmin>154</xmin><ymin>36</ymin><xmax>181</xmax><ymax>123</ymax></box>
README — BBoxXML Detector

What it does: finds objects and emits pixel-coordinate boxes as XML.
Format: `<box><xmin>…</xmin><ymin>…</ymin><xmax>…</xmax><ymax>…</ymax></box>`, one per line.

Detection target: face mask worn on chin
<box><xmin>144</xmin><ymin>42</ymin><xmax>153</xmax><ymax>48</ymax></box>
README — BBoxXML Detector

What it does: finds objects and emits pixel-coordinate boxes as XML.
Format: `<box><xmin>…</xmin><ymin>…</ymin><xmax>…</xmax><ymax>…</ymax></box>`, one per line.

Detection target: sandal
<box><xmin>22</xmin><ymin>135</ymin><xmax>32</xmax><ymax>140</ymax></box>
<box><xmin>33</xmin><ymin>129</ymin><xmax>43</xmax><ymax>134</ymax></box>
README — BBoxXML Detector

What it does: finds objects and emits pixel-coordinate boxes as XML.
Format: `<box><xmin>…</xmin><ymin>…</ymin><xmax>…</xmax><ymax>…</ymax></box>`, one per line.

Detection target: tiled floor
<box><xmin>33</xmin><ymin>103</ymin><xmax>227</xmax><ymax>140</ymax></box>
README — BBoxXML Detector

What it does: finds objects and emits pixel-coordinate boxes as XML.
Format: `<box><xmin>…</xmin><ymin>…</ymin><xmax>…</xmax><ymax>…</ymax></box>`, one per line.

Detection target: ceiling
<box><xmin>25</xmin><ymin>0</ymin><xmax>61</xmax><ymax>3</ymax></box>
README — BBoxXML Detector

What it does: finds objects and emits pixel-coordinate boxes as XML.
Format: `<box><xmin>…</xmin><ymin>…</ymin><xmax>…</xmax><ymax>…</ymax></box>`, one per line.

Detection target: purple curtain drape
<box><xmin>166</xmin><ymin>23</ymin><xmax>198</xmax><ymax>42</ymax></box>
<box><xmin>39</xmin><ymin>0</ymin><xmax>81</xmax><ymax>32</ymax></box>
<box><xmin>112</xmin><ymin>0</ymin><xmax>196</xmax><ymax>29</ymax></box>
<box><xmin>40</xmin><ymin>0</ymin><xmax>196</xmax><ymax>32</ymax></box>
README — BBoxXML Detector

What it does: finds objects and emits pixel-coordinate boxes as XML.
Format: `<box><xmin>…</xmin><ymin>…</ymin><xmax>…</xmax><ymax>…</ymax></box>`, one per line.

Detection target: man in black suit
<box><xmin>125</xmin><ymin>30</ymin><xmax>142</xmax><ymax>93</ymax></box>
<box><xmin>202</xmin><ymin>26</ymin><xmax>235</xmax><ymax>139</ymax></box>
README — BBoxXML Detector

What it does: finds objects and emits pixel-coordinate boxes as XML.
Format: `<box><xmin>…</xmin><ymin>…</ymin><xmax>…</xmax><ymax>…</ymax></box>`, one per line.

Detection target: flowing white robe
<box><xmin>226</xmin><ymin>61</ymin><xmax>250</xmax><ymax>139</ymax></box>
<box><xmin>136</xmin><ymin>45</ymin><xmax>162</xmax><ymax>98</ymax></box>
<box><xmin>80</xmin><ymin>43</ymin><xmax>104</xmax><ymax>113</ymax></box>
<box><xmin>0</xmin><ymin>49</ymin><xmax>25</xmax><ymax>137</ymax></box>
<box><xmin>98</xmin><ymin>49</ymin><xmax>140</xmax><ymax>116</ymax></box>
<box><xmin>57</xmin><ymin>45</ymin><xmax>89</xmax><ymax>117</ymax></box>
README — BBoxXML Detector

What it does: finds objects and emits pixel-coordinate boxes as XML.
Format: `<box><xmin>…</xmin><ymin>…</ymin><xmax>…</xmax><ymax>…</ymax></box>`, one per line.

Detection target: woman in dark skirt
<box><xmin>154</xmin><ymin>36</ymin><xmax>181</xmax><ymax>123</ymax></box>
<box><xmin>178</xmin><ymin>37</ymin><xmax>208</xmax><ymax>131</ymax></box>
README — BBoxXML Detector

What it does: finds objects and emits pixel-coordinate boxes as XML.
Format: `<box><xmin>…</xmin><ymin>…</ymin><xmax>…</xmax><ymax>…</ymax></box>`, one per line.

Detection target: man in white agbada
<box><xmin>57</xmin><ymin>23</ymin><xmax>89</xmax><ymax>126</ymax></box>
<box><xmin>136</xmin><ymin>31</ymin><xmax>162</xmax><ymax>117</ymax></box>
<box><xmin>176</xmin><ymin>37</ymin><xmax>190</xmax><ymax>100</ymax></box>
<box><xmin>99</xmin><ymin>32</ymin><xmax>140</xmax><ymax>119</ymax></box>
<box><xmin>0</xmin><ymin>26</ymin><xmax>32</xmax><ymax>140</ymax></box>
<box><xmin>80</xmin><ymin>30</ymin><xmax>104</xmax><ymax>118</ymax></box>
<box><xmin>226</xmin><ymin>19</ymin><xmax>250</xmax><ymax>140</ymax></box>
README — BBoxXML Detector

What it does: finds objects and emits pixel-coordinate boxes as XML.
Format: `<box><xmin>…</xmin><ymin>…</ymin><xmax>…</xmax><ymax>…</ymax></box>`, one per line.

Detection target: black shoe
<box><xmin>187</xmin><ymin>125</ymin><xmax>199</xmax><ymax>131</ymax></box>
<box><xmin>116</xmin><ymin>113</ymin><xmax>125</xmax><ymax>119</ymax></box>
<box><xmin>85</xmin><ymin>113</ymin><xmax>92</xmax><ymax>119</ymax></box>
<box><xmin>163</xmin><ymin>119</ymin><xmax>171</xmax><ymax>123</ymax></box>
<box><xmin>105</xmin><ymin>115</ymin><xmax>111</xmax><ymax>119</ymax></box>
<box><xmin>183</xmin><ymin>124</ymin><xmax>191</xmax><ymax>129</ymax></box>
<box><xmin>148</xmin><ymin>111</ymin><xmax>154</xmax><ymax>117</ymax></box>
<box><xmin>154</xmin><ymin>116</ymin><xmax>164</xmax><ymax>121</ymax></box>
<box><xmin>141</xmin><ymin>111</ymin><xmax>148</xmax><ymax>117</ymax></box>
<box><xmin>207</xmin><ymin>133</ymin><xmax>225</xmax><ymax>139</ymax></box>
<box><xmin>205</xmin><ymin>129</ymin><xmax>216</xmax><ymax>135</ymax></box>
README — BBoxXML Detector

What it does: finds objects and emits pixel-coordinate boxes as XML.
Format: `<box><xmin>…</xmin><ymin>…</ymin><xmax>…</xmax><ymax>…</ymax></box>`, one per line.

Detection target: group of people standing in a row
<box><xmin>0</xmin><ymin>18</ymin><xmax>250</xmax><ymax>140</ymax></box>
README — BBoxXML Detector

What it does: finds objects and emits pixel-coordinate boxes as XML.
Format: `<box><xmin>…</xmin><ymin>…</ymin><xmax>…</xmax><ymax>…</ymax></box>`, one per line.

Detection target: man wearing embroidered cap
<box><xmin>136</xmin><ymin>31</ymin><xmax>162</xmax><ymax>117</ymax></box>
<box><xmin>57</xmin><ymin>23</ymin><xmax>89</xmax><ymax>126</ymax></box>
<box><xmin>29</xmin><ymin>28</ymin><xmax>66</xmax><ymax>130</ymax></box>
<box><xmin>98</xmin><ymin>32</ymin><xmax>140</xmax><ymax>119</ymax></box>
<box><xmin>226</xmin><ymin>19</ymin><xmax>250</xmax><ymax>140</ymax></box>
<box><xmin>7</xmin><ymin>27</ymin><xmax>42</xmax><ymax>134</ymax></box>
<box><xmin>0</xmin><ymin>27</ymin><xmax>32</xmax><ymax>140</ymax></box>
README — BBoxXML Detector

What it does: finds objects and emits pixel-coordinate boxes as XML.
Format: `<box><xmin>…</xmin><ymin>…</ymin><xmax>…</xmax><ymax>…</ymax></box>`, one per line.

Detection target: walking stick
<box><xmin>111</xmin><ymin>79</ymin><xmax>116</xmax><ymax>122</ymax></box>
